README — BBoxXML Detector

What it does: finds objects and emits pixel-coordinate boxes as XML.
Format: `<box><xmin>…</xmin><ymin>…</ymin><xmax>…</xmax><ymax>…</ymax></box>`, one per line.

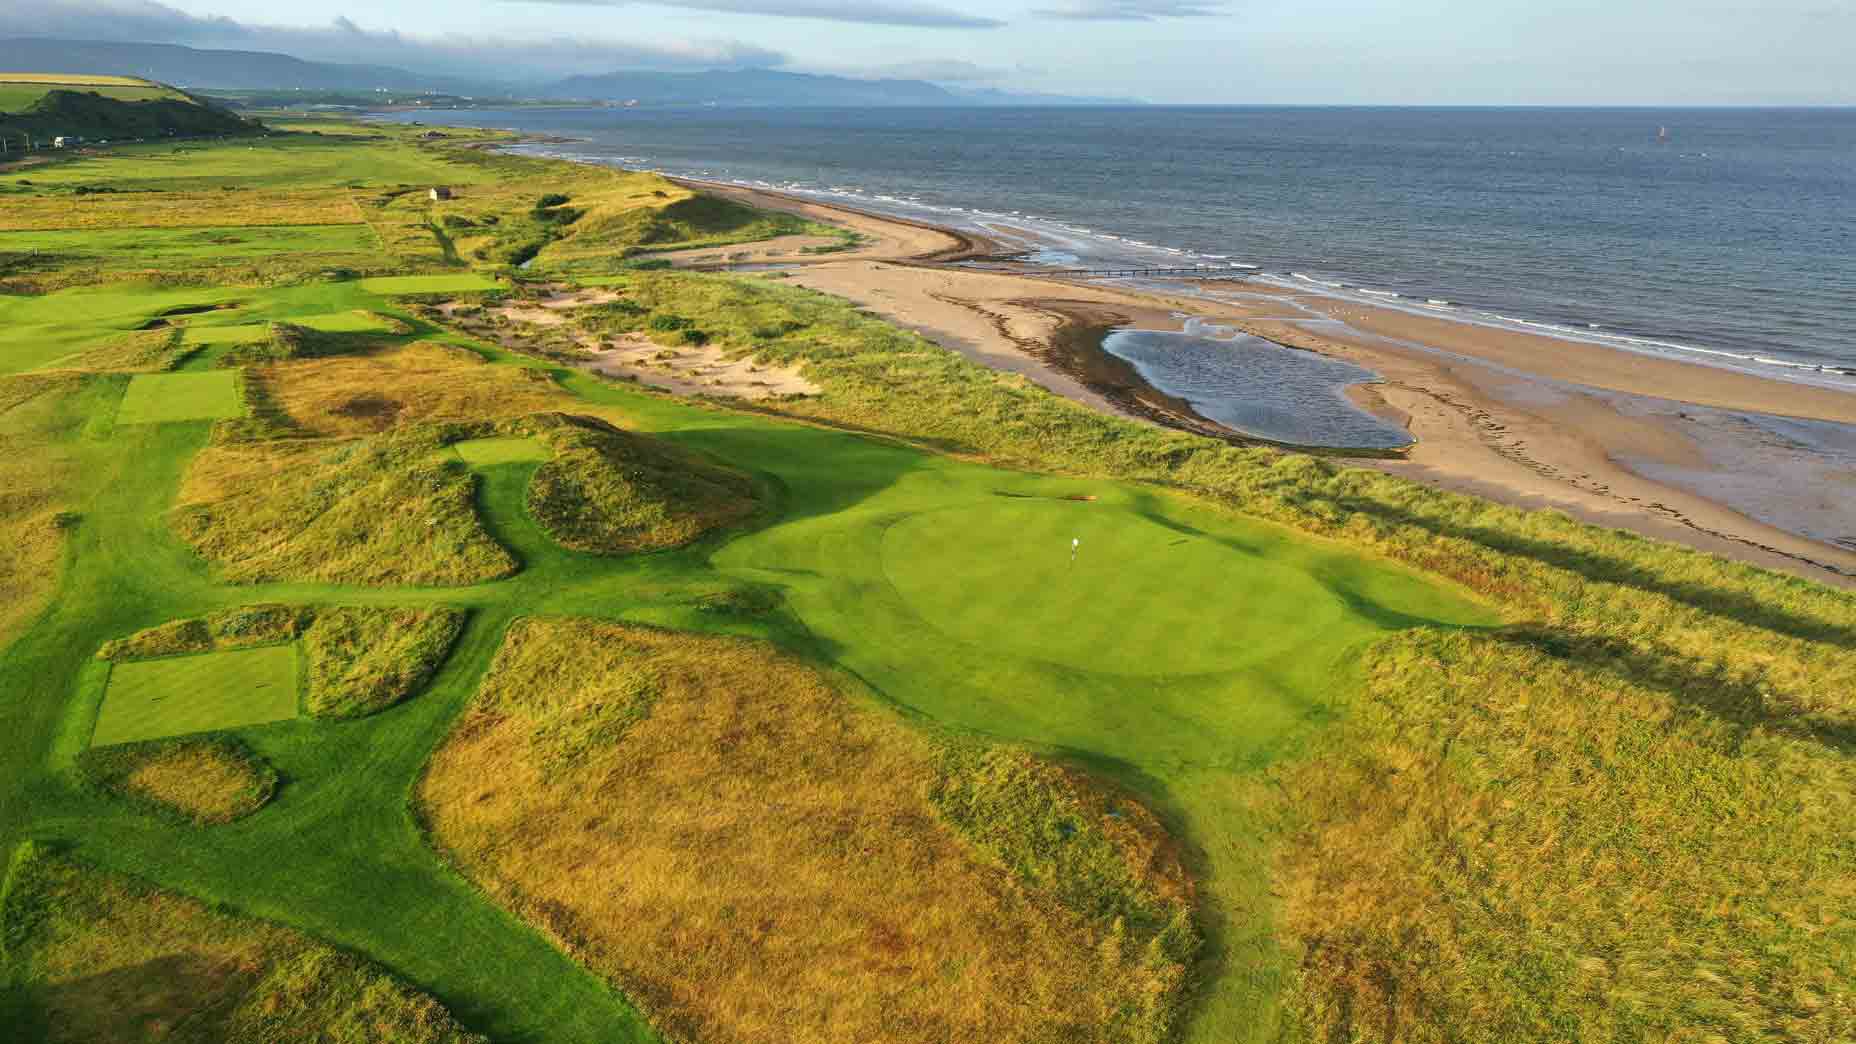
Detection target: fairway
<box><xmin>883</xmin><ymin>498</ymin><xmax>1346</xmax><ymax>675</ymax></box>
<box><xmin>296</xmin><ymin>310</ymin><xmax>400</xmax><ymax>332</ymax></box>
<box><xmin>360</xmin><ymin>274</ymin><xmax>505</xmax><ymax>295</ymax></box>
<box><xmin>183</xmin><ymin>323</ymin><xmax>271</xmax><ymax>345</ymax></box>
<box><xmin>91</xmin><ymin>645</ymin><xmax>300</xmax><ymax>747</ymax></box>
<box><xmin>455</xmin><ymin>436</ymin><xmax>550</xmax><ymax>467</ymax></box>
<box><xmin>0</xmin><ymin>224</ymin><xmax>379</xmax><ymax>265</ymax></box>
<box><xmin>116</xmin><ymin>371</ymin><xmax>241</xmax><ymax>424</ymax></box>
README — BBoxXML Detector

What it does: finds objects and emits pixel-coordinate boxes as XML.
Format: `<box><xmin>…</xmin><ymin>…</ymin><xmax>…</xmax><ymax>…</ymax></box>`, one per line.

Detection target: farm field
<box><xmin>2</xmin><ymin>117</ymin><xmax>1854</xmax><ymax>1044</ymax></box>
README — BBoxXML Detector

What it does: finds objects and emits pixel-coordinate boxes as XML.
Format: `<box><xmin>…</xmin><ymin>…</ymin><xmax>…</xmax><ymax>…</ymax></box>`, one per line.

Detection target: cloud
<box><xmin>504</xmin><ymin>0</ymin><xmax>1006</xmax><ymax>29</ymax></box>
<box><xmin>0</xmin><ymin>0</ymin><xmax>791</xmax><ymax>76</ymax></box>
<box><xmin>1034</xmin><ymin>0</ymin><xmax>1228</xmax><ymax>20</ymax></box>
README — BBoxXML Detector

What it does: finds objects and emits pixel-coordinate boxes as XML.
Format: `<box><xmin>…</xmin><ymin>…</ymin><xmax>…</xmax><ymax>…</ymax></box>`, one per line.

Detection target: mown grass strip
<box><xmin>114</xmin><ymin>371</ymin><xmax>240</xmax><ymax>424</ymax></box>
<box><xmin>90</xmin><ymin>644</ymin><xmax>299</xmax><ymax>747</ymax></box>
<box><xmin>360</xmin><ymin>274</ymin><xmax>504</xmax><ymax>295</ymax></box>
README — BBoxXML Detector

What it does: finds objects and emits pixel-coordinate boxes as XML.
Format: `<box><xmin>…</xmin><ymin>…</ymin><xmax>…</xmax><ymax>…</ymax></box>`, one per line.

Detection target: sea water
<box><xmin>387</xmin><ymin>105</ymin><xmax>1856</xmax><ymax>382</ymax></box>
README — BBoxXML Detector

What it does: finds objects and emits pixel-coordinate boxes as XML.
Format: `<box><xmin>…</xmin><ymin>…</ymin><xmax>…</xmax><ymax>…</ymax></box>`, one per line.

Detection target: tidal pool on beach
<box><xmin>1101</xmin><ymin>322</ymin><xmax>1414</xmax><ymax>450</ymax></box>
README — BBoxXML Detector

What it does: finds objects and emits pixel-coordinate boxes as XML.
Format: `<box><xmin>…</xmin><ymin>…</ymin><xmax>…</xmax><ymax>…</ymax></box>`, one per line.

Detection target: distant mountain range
<box><xmin>0</xmin><ymin>39</ymin><xmax>1137</xmax><ymax>108</ymax></box>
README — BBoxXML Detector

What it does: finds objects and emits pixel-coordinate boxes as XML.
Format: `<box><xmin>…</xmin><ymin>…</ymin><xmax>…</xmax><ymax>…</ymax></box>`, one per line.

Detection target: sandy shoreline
<box><xmin>666</xmin><ymin>177</ymin><xmax>1856</xmax><ymax>587</ymax></box>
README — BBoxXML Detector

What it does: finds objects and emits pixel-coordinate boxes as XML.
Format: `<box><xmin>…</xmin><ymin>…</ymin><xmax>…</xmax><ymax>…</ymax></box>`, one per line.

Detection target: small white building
<box><xmin>429</xmin><ymin>186</ymin><xmax>452</xmax><ymax>202</ymax></box>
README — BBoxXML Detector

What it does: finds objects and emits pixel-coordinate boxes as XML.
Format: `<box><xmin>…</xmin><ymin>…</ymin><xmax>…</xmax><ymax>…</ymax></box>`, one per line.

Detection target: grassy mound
<box><xmin>302</xmin><ymin>606</ymin><xmax>465</xmax><ymax>720</ymax></box>
<box><xmin>251</xmin><ymin>341</ymin><xmax>568</xmax><ymax>438</ymax></box>
<box><xmin>0</xmin><ymin>844</ymin><xmax>487</xmax><ymax>1043</ymax></box>
<box><xmin>76</xmin><ymin>737</ymin><xmax>277</xmax><ymax>825</ymax></box>
<box><xmin>173</xmin><ymin>425</ymin><xmax>517</xmax><ymax>586</ymax></box>
<box><xmin>98</xmin><ymin>604</ymin><xmax>465</xmax><ymax>721</ymax></box>
<box><xmin>521</xmin><ymin>413</ymin><xmax>760</xmax><ymax>555</ymax></box>
<box><xmin>0</xmin><ymin>87</ymin><xmax>258</xmax><ymax>141</ymax></box>
<box><xmin>422</xmin><ymin>619</ymin><xmax>1198</xmax><ymax>1044</ymax></box>
<box><xmin>1271</xmin><ymin>627</ymin><xmax>1856</xmax><ymax>1042</ymax></box>
<box><xmin>97</xmin><ymin>603</ymin><xmax>308</xmax><ymax>661</ymax></box>
<box><xmin>45</xmin><ymin>329</ymin><xmax>193</xmax><ymax>373</ymax></box>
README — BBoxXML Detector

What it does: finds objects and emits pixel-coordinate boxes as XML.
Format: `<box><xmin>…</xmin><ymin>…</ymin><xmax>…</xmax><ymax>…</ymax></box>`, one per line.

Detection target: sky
<box><xmin>6</xmin><ymin>0</ymin><xmax>1854</xmax><ymax>104</ymax></box>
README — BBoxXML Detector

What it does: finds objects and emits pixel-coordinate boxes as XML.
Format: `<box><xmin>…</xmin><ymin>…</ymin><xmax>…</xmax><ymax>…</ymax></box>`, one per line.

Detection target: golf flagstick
<box><xmin>1071</xmin><ymin>537</ymin><xmax>1080</xmax><ymax>566</ymax></box>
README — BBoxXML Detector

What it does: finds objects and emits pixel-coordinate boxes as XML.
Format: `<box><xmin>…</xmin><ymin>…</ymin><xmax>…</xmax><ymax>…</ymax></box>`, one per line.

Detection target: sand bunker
<box><xmin>583</xmin><ymin>334</ymin><xmax>816</xmax><ymax>401</ymax></box>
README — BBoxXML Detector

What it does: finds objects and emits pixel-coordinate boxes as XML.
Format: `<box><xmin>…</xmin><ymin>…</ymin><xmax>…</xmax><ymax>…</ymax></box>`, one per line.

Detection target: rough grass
<box><xmin>531</xmin><ymin>267</ymin><xmax>1856</xmax><ymax>1042</ymax></box>
<box><xmin>40</xmin><ymin>329</ymin><xmax>192</xmax><ymax>374</ymax></box>
<box><xmin>303</xmin><ymin>606</ymin><xmax>465</xmax><ymax>720</ymax></box>
<box><xmin>0</xmin><ymin>373</ymin><xmax>85</xmax><ymax>649</ymax></box>
<box><xmin>422</xmin><ymin>619</ymin><xmax>1198</xmax><ymax>1044</ymax></box>
<box><xmin>252</xmin><ymin>341</ymin><xmax>569</xmax><ymax>437</ymax></box>
<box><xmin>97</xmin><ymin>603</ymin><xmax>309</xmax><ymax>661</ymax></box>
<box><xmin>0</xmin><ymin>844</ymin><xmax>488</xmax><ymax>1043</ymax></box>
<box><xmin>172</xmin><ymin>425</ymin><xmax>518</xmax><ymax>587</ymax></box>
<box><xmin>76</xmin><ymin>736</ymin><xmax>277</xmax><ymax>825</ymax></box>
<box><xmin>114</xmin><ymin>371</ymin><xmax>241</xmax><ymax>425</ymax></box>
<box><xmin>360</xmin><ymin>274</ymin><xmax>503</xmax><ymax>295</ymax></box>
<box><xmin>96</xmin><ymin>603</ymin><xmax>460</xmax><ymax>721</ymax></box>
<box><xmin>90</xmin><ymin>645</ymin><xmax>299</xmax><ymax>747</ymax></box>
<box><xmin>521</xmin><ymin>413</ymin><xmax>760</xmax><ymax>555</ymax></box>
<box><xmin>0</xmin><ymin>189</ymin><xmax>366</xmax><ymax>231</ymax></box>
<box><xmin>1271</xmin><ymin>628</ymin><xmax>1856</xmax><ymax>1042</ymax></box>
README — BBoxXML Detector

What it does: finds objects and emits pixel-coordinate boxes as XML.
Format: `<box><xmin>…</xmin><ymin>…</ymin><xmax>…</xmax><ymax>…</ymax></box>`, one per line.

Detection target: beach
<box><xmin>669</xmin><ymin>178</ymin><xmax>1856</xmax><ymax>587</ymax></box>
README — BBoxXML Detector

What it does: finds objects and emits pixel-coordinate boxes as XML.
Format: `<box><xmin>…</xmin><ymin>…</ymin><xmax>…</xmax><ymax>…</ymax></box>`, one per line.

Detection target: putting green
<box><xmin>360</xmin><ymin>274</ymin><xmax>503</xmax><ymax>295</ymax></box>
<box><xmin>454</xmin><ymin>436</ymin><xmax>550</xmax><ymax>467</ymax></box>
<box><xmin>882</xmin><ymin>497</ymin><xmax>1346</xmax><ymax>676</ymax></box>
<box><xmin>115</xmin><ymin>371</ymin><xmax>242</xmax><ymax>425</ymax></box>
<box><xmin>92</xmin><ymin>645</ymin><xmax>300</xmax><ymax>747</ymax></box>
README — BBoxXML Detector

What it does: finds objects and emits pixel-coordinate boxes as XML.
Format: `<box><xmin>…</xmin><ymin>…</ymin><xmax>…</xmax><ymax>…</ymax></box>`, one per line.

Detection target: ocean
<box><xmin>388</xmin><ymin>105</ymin><xmax>1856</xmax><ymax>383</ymax></box>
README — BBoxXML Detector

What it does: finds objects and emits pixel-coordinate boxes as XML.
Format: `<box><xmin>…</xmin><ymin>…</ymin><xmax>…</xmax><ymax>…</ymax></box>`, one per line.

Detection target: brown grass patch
<box><xmin>255</xmin><ymin>341</ymin><xmax>570</xmax><ymax>437</ymax></box>
<box><xmin>78</xmin><ymin>737</ymin><xmax>277</xmax><ymax>825</ymax></box>
<box><xmin>0</xmin><ymin>189</ymin><xmax>366</xmax><ymax>231</ymax></box>
<box><xmin>173</xmin><ymin>426</ymin><xmax>516</xmax><ymax>586</ymax></box>
<box><xmin>1271</xmin><ymin>628</ymin><xmax>1856</xmax><ymax>1042</ymax></box>
<box><xmin>421</xmin><ymin>619</ymin><xmax>1197</xmax><ymax>1044</ymax></box>
<box><xmin>2</xmin><ymin>845</ymin><xmax>487</xmax><ymax>1043</ymax></box>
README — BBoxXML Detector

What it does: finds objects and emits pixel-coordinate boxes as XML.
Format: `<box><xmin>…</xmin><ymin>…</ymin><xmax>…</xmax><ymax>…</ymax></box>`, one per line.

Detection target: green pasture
<box><xmin>115</xmin><ymin>371</ymin><xmax>240</xmax><ymax>424</ymax></box>
<box><xmin>90</xmin><ymin>644</ymin><xmax>299</xmax><ymax>747</ymax></box>
<box><xmin>454</xmin><ymin>435</ymin><xmax>550</xmax><ymax>467</ymax></box>
<box><xmin>0</xmin><ymin>223</ymin><xmax>378</xmax><ymax>265</ymax></box>
<box><xmin>360</xmin><ymin>273</ymin><xmax>503</xmax><ymax>295</ymax></box>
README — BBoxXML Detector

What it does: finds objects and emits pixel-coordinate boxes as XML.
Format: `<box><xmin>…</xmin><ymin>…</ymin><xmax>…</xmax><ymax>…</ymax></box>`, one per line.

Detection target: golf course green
<box><xmin>13</xmin><ymin>118</ymin><xmax>1850</xmax><ymax>1044</ymax></box>
<box><xmin>0</xmin><ymin>267</ymin><xmax>1494</xmax><ymax>1041</ymax></box>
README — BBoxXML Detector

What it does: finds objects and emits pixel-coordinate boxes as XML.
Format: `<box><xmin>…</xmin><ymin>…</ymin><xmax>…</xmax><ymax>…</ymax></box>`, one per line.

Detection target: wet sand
<box><xmin>672</xmin><ymin>181</ymin><xmax>1856</xmax><ymax>587</ymax></box>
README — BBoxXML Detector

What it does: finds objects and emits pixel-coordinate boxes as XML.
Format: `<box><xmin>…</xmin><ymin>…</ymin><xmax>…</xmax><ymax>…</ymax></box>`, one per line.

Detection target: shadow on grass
<box><xmin>1502</xmin><ymin>625</ymin><xmax>1856</xmax><ymax>756</ymax></box>
<box><xmin>1337</xmin><ymin>497</ymin><xmax>1856</xmax><ymax>649</ymax></box>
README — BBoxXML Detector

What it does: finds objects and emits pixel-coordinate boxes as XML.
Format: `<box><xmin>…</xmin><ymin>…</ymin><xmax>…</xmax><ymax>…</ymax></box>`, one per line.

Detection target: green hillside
<box><xmin>0</xmin><ymin>78</ymin><xmax>257</xmax><ymax>143</ymax></box>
